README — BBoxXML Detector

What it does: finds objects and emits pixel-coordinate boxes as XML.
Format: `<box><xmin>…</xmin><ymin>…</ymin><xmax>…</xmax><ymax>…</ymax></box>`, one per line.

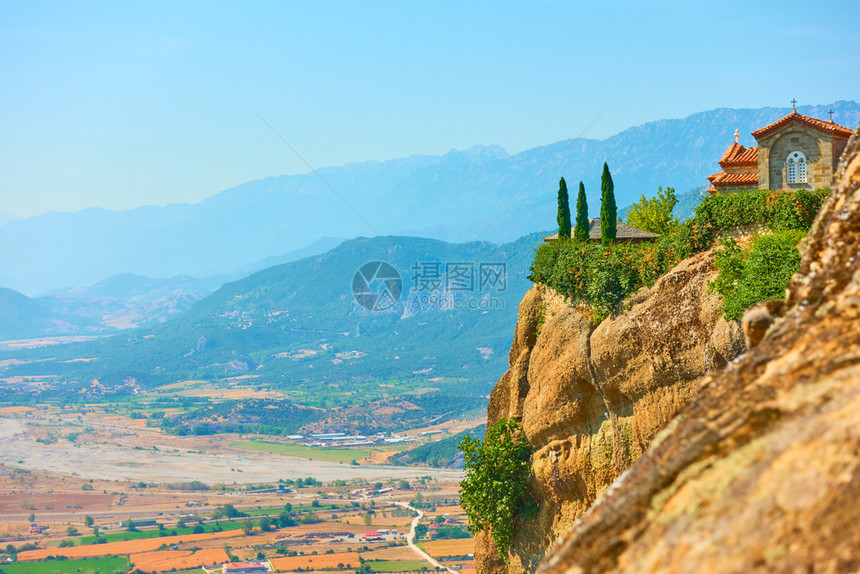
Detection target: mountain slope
<box><xmin>0</xmin><ymin>287</ymin><xmax>102</xmax><ymax>339</ymax></box>
<box><xmin>3</xmin><ymin>233</ymin><xmax>545</xmax><ymax>406</ymax></box>
<box><xmin>2</xmin><ymin>102</ymin><xmax>857</xmax><ymax>294</ymax></box>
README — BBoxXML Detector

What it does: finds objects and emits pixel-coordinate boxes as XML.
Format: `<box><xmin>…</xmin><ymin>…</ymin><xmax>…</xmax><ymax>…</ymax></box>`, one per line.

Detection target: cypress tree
<box><xmin>600</xmin><ymin>162</ymin><xmax>617</xmax><ymax>245</ymax></box>
<box><xmin>573</xmin><ymin>181</ymin><xmax>589</xmax><ymax>242</ymax></box>
<box><xmin>556</xmin><ymin>177</ymin><xmax>571</xmax><ymax>239</ymax></box>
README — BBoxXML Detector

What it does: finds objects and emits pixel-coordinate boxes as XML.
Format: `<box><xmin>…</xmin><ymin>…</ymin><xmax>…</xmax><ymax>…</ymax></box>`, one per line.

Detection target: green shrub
<box><xmin>459</xmin><ymin>418</ymin><xmax>533</xmax><ymax>562</ymax></box>
<box><xmin>530</xmin><ymin>188</ymin><xmax>827</xmax><ymax>322</ymax></box>
<box><xmin>709</xmin><ymin>230</ymin><xmax>805</xmax><ymax>321</ymax></box>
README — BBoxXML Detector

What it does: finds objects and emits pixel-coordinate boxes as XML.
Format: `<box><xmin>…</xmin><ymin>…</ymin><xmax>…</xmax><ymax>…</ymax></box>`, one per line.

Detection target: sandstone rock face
<box><xmin>477</xmin><ymin>246</ymin><xmax>745</xmax><ymax>573</ymax></box>
<box><xmin>539</xmin><ymin>128</ymin><xmax>860</xmax><ymax>574</ymax></box>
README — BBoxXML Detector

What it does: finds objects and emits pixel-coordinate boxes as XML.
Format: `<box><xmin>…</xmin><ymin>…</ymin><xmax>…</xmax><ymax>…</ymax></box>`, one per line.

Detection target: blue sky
<box><xmin>1</xmin><ymin>0</ymin><xmax>859</xmax><ymax>218</ymax></box>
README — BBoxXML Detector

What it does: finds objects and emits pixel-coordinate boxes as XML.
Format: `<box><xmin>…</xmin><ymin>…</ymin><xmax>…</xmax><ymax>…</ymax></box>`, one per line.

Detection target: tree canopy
<box><xmin>574</xmin><ymin>181</ymin><xmax>589</xmax><ymax>242</ymax></box>
<box><xmin>625</xmin><ymin>186</ymin><xmax>678</xmax><ymax>234</ymax></box>
<box><xmin>557</xmin><ymin>177</ymin><xmax>571</xmax><ymax>239</ymax></box>
<box><xmin>600</xmin><ymin>162</ymin><xmax>617</xmax><ymax>245</ymax></box>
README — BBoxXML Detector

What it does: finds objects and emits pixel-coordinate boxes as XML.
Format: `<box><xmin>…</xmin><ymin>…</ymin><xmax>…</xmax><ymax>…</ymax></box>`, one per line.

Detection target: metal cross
<box><xmin>791</xmin><ymin>98</ymin><xmax>797</xmax><ymax>110</ymax></box>
<box><xmin>829</xmin><ymin>109</ymin><xmax>834</xmax><ymax>122</ymax></box>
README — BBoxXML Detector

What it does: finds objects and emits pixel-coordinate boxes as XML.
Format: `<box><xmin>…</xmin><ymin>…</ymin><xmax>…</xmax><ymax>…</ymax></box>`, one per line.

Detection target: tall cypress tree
<box><xmin>600</xmin><ymin>162</ymin><xmax>617</xmax><ymax>245</ymax></box>
<box><xmin>573</xmin><ymin>181</ymin><xmax>589</xmax><ymax>242</ymax></box>
<box><xmin>556</xmin><ymin>177</ymin><xmax>571</xmax><ymax>239</ymax></box>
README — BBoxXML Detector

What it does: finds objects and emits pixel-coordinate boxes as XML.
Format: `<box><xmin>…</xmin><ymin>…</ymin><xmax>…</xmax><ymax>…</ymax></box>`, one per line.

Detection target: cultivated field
<box><xmin>0</xmin><ymin>556</ymin><xmax>129</xmax><ymax>574</ymax></box>
<box><xmin>421</xmin><ymin>538</ymin><xmax>475</xmax><ymax>557</ymax></box>
<box><xmin>271</xmin><ymin>551</ymin><xmax>361</xmax><ymax>571</ymax></box>
<box><xmin>130</xmin><ymin>548</ymin><xmax>230</xmax><ymax>572</ymax></box>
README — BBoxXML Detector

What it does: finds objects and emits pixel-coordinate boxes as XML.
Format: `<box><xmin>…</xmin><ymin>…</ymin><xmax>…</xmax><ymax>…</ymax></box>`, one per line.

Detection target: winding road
<box><xmin>393</xmin><ymin>501</ymin><xmax>458</xmax><ymax>574</ymax></box>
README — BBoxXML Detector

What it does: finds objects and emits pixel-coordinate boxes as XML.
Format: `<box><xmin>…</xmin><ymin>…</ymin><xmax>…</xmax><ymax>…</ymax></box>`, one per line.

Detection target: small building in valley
<box><xmin>543</xmin><ymin>218</ymin><xmax>659</xmax><ymax>243</ymax></box>
<box><xmin>223</xmin><ymin>561</ymin><xmax>271</xmax><ymax>574</ymax></box>
<box><xmin>707</xmin><ymin>105</ymin><xmax>853</xmax><ymax>194</ymax></box>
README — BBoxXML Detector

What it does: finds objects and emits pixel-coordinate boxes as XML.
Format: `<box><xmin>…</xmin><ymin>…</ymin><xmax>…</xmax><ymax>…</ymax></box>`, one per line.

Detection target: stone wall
<box><xmin>757</xmin><ymin>125</ymin><xmax>833</xmax><ymax>189</ymax></box>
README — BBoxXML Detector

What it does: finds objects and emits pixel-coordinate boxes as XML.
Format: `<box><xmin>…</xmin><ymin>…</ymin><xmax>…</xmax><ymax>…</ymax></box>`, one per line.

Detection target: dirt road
<box><xmin>393</xmin><ymin>501</ymin><xmax>458</xmax><ymax>574</ymax></box>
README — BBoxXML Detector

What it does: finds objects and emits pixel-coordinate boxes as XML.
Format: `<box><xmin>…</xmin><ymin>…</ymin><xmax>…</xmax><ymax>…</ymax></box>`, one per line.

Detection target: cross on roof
<box><xmin>791</xmin><ymin>98</ymin><xmax>797</xmax><ymax>110</ymax></box>
<box><xmin>829</xmin><ymin>109</ymin><xmax>835</xmax><ymax>122</ymax></box>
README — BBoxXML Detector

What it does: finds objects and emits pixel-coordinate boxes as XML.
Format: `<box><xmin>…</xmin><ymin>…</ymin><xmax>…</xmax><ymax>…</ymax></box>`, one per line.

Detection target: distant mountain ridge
<box><xmin>2</xmin><ymin>101</ymin><xmax>857</xmax><ymax>294</ymax></box>
<box><xmin>3</xmin><ymin>233</ymin><xmax>546</xmax><ymax>413</ymax></box>
<box><xmin>0</xmin><ymin>236</ymin><xmax>353</xmax><ymax>338</ymax></box>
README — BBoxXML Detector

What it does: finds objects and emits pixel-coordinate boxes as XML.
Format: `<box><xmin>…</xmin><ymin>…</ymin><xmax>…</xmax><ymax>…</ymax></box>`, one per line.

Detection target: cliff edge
<box><xmin>538</xmin><ymin>127</ymin><xmax>860</xmax><ymax>573</ymax></box>
<box><xmin>479</xmin><ymin>242</ymin><xmax>745</xmax><ymax>572</ymax></box>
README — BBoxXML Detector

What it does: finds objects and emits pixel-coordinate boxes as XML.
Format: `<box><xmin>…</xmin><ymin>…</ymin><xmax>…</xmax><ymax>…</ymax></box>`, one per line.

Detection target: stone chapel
<box><xmin>706</xmin><ymin>106</ymin><xmax>853</xmax><ymax>194</ymax></box>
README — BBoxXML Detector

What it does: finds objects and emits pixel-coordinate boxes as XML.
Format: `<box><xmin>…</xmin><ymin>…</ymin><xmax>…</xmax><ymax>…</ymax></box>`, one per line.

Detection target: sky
<box><xmin>1</xmin><ymin>0</ymin><xmax>859</xmax><ymax>218</ymax></box>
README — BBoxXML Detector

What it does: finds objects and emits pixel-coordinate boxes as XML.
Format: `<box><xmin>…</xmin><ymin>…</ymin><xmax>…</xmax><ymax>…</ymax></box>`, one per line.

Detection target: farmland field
<box><xmin>129</xmin><ymin>548</ymin><xmax>229</xmax><ymax>572</ymax></box>
<box><xmin>421</xmin><ymin>538</ymin><xmax>475</xmax><ymax>557</ymax></box>
<box><xmin>73</xmin><ymin>521</ymin><xmax>245</xmax><ymax>545</ymax></box>
<box><xmin>233</xmin><ymin>440</ymin><xmax>370</xmax><ymax>462</ymax></box>
<box><xmin>18</xmin><ymin>529</ymin><xmax>244</xmax><ymax>561</ymax></box>
<box><xmin>270</xmin><ymin>551</ymin><xmax>361</xmax><ymax>571</ymax></box>
<box><xmin>365</xmin><ymin>560</ymin><xmax>429</xmax><ymax>572</ymax></box>
<box><xmin>0</xmin><ymin>556</ymin><xmax>129</xmax><ymax>573</ymax></box>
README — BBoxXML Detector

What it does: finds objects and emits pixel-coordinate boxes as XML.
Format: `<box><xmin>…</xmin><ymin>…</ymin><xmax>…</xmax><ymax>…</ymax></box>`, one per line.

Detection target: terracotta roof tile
<box><xmin>752</xmin><ymin>110</ymin><xmax>854</xmax><ymax>140</ymax></box>
<box><xmin>706</xmin><ymin>171</ymin><xmax>759</xmax><ymax>186</ymax></box>
<box><xmin>718</xmin><ymin>143</ymin><xmax>758</xmax><ymax>167</ymax></box>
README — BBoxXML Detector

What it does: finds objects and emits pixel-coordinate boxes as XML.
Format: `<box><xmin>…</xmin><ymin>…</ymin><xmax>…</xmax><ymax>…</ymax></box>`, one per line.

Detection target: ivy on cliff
<box><xmin>459</xmin><ymin>418</ymin><xmax>534</xmax><ymax>562</ymax></box>
<box><xmin>530</xmin><ymin>188</ymin><xmax>828</xmax><ymax>321</ymax></box>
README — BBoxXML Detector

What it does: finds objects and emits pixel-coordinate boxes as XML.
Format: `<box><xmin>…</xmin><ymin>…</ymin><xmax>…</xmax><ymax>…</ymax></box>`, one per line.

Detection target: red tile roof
<box><xmin>752</xmin><ymin>110</ymin><xmax>854</xmax><ymax>140</ymax></box>
<box><xmin>706</xmin><ymin>171</ymin><xmax>759</xmax><ymax>187</ymax></box>
<box><xmin>718</xmin><ymin>143</ymin><xmax>758</xmax><ymax>167</ymax></box>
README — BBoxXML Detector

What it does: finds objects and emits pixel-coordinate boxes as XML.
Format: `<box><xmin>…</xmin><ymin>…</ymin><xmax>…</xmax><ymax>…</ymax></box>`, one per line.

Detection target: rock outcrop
<box><xmin>478</xmin><ymin>243</ymin><xmax>746</xmax><ymax>573</ymax></box>
<box><xmin>538</xmin><ymin>127</ymin><xmax>860</xmax><ymax>573</ymax></box>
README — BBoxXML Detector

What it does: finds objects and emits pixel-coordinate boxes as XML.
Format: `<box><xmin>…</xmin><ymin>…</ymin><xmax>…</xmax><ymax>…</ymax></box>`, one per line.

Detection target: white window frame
<box><xmin>786</xmin><ymin>151</ymin><xmax>807</xmax><ymax>184</ymax></box>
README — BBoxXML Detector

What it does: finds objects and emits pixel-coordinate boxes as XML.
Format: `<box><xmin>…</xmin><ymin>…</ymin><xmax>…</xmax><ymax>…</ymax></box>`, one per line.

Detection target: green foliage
<box><xmin>459</xmin><ymin>418</ymin><xmax>533</xmax><ymax>562</ymax></box>
<box><xmin>165</xmin><ymin>480</ymin><xmax>209</xmax><ymax>491</ymax></box>
<box><xmin>212</xmin><ymin>504</ymin><xmax>245</xmax><ymax>519</ymax></box>
<box><xmin>433</xmin><ymin>524</ymin><xmax>472</xmax><ymax>539</ymax></box>
<box><xmin>709</xmin><ymin>230</ymin><xmax>805</xmax><ymax>321</ymax></box>
<box><xmin>394</xmin><ymin>425</ymin><xmax>485</xmax><ymax>467</ymax></box>
<box><xmin>625</xmin><ymin>186</ymin><xmax>679</xmax><ymax>234</ymax></box>
<box><xmin>689</xmin><ymin>188</ymin><xmax>827</xmax><ymax>247</ymax></box>
<box><xmin>600</xmin><ymin>162</ymin><xmax>617</xmax><ymax>245</ymax></box>
<box><xmin>278</xmin><ymin>511</ymin><xmax>296</xmax><ymax>528</ymax></box>
<box><xmin>557</xmin><ymin>177</ymin><xmax>571</xmax><ymax>239</ymax></box>
<box><xmin>574</xmin><ymin>181</ymin><xmax>589</xmax><ymax>242</ymax></box>
<box><xmin>531</xmin><ymin>188</ymin><xmax>829</xmax><ymax>322</ymax></box>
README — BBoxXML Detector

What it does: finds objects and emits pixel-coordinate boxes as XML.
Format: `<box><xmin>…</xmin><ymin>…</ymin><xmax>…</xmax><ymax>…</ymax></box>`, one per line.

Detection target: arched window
<box><xmin>786</xmin><ymin>151</ymin><xmax>807</xmax><ymax>184</ymax></box>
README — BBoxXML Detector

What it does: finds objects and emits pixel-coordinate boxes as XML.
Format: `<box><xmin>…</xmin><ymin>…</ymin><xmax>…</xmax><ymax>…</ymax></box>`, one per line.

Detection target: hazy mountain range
<box><xmin>3</xmin><ymin>233</ymin><xmax>543</xmax><ymax>406</ymax></box>
<box><xmin>0</xmin><ymin>236</ymin><xmax>347</xmax><ymax>338</ymax></box>
<box><xmin>2</xmin><ymin>101</ymin><xmax>857</xmax><ymax>295</ymax></box>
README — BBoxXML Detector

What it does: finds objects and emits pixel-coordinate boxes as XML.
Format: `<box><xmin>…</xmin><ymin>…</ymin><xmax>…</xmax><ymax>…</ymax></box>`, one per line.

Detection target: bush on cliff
<box><xmin>459</xmin><ymin>418</ymin><xmax>533</xmax><ymax>562</ymax></box>
<box><xmin>708</xmin><ymin>230</ymin><xmax>805</xmax><ymax>321</ymax></box>
<box><xmin>530</xmin><ymin>188</ymin><xmax>827</xmax><ymax>321</ymax></box>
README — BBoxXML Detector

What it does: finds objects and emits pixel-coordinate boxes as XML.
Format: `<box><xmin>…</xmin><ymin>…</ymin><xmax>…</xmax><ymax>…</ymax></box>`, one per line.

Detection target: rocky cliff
<box><xmin>536</xmin><ymin>128</ymin><xmax>860</xmax><ymax>573</ymax></box>
<box><xmin>478</xmin><ymin>242</ymin><xmax>746</xmax><ymax>572</ymax></box>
